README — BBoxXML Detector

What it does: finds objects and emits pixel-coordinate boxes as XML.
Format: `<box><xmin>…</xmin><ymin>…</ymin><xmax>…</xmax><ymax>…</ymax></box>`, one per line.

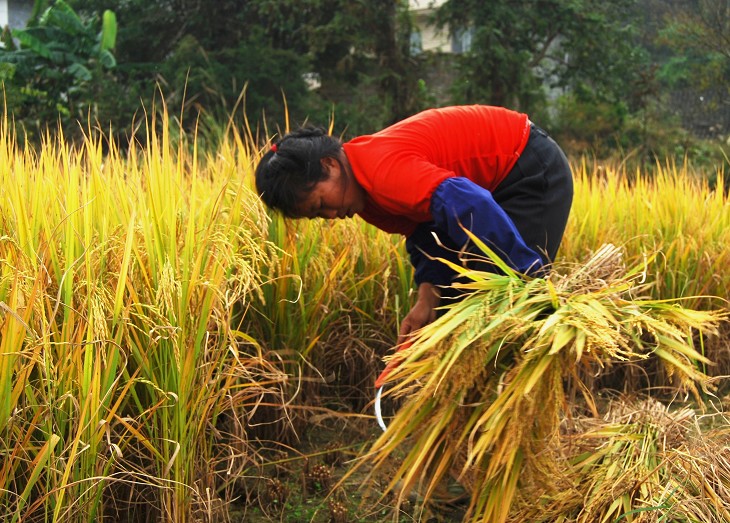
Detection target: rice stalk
<box><xmin>562</xmin><ymin>162</ymin><xmax>730</xmax><ymax>308</ymax></box>
<box><xmin>510</xmin><ymin>397</ymin><xmax>730</xmax><ymax>523</ymax></box>
<box><xmin>354</xmin><ymin>240</ymin><xmax>726</xmax><ymax>523</ymax></box>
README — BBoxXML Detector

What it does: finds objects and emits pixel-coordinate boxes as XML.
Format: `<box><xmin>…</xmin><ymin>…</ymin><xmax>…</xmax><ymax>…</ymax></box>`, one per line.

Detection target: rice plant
<box><xmin>3</xmin><ymin>98</ymin><xmax>728</xmax><ymax>522</ymax></box>
<box><xmin>355</xmin><ymin>239</ymin><xmax>726</xmax><ymax>523</ymax></box>
<box><xmin>242</xmin><ymin>143</ymin><xmax>412</xmax><ymax>412</ymax></box>
<box><xmin>562</xmin><ymin>162</ymin><xmax>730</xmax><ymax>307</ymax></box>
<box><xmin>0</xmin><ymin>107</ymin><xmax>290</xmax><ymax>521</ymax></box>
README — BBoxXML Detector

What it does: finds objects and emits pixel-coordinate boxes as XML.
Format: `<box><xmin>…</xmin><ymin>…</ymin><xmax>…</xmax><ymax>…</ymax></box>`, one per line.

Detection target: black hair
<box><xmin>254</xmin><ymin>126</ymin><xmax>343</xmax><ymax>217</ymax></box>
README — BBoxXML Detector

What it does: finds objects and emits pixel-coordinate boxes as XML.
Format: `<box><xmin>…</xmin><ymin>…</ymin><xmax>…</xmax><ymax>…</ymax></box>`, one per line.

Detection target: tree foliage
<box><xmin>434</xmin><ymin>0</ymin><xmax>648</xmax><ymax>113</ymax></box>
<box><xmin>0</xmin><ymin>0</ymin><xmax>120</xmax><ymax>140</ymax></box>
<box><xmin>658</xmin><ymin>0</ymin><xmax>730</xmax><ymax>97</ymax></box>
<box><xmin>63</xmin><ymin>0</ymin><xmax>422</xmax><ymax>137</ymax></box>
<box><xmin>2</xmin><ymin>0</ymin><xmax>728</xmax><ymax>162</ymax></box>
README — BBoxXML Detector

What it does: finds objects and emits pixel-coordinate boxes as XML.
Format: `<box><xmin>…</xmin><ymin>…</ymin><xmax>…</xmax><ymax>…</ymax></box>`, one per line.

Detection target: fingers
<box><xmin>399</xmin><ymin>302</ymin><xmax>435</xmax><ymax>340</ymax></box>
<box><xmin>398</xmin><ymin>319</ymin><xmax>416</xmax><ymax>342</ymax></box>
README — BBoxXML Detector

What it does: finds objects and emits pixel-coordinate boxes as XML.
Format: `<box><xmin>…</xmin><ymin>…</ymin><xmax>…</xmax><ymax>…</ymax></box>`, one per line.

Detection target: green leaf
<box><xmin>42</xmin><ymin>0</ymin><xmax>86</xmax><ymax>36</ymax></box>
<box><xmin>549</xmin><ymin>324</ymin><xmax>576</xmax><ymax>355</ymax></box>
<box><xmin>67</xmin><ymin>62</ymin><xmax>91</xmax><ymax>82</ymax></box>
<box><xmin>98</xmin><ymin>49</ymin><xmax>116</xmax><ymax>69</ymax></box>
<box><xmin>100</xmin><ymin>10</ymin><xmax>117</xmax><ymax>52</ymax></box>
<box><xmin>12</xmin><ymin>29</ymin><xmax>51</xmax><ymax>58</ymax></box>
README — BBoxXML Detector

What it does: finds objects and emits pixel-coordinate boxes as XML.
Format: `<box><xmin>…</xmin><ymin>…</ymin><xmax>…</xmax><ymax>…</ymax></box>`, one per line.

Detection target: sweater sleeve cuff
<box><xmin>405</xmin><ymin>223</ymin><xmax>460</xmax><ymax>286</ymax></box>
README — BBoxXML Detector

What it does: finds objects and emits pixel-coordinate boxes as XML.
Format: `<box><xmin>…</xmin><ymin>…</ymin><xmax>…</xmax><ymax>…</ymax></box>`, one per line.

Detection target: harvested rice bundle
<box><xmin>511</xmin><ymin>398</ymin><xmax>730</xmax><ymax>523</ymax></box>
<box><xmin>661</xmin><ymin>425</ymin><xmax>730</xmax><ymax>522</ymax></box>
<box><xmin>358</xmin><ymin>240</ymin><xmax>726</xmax><ymax>523</ymax></box>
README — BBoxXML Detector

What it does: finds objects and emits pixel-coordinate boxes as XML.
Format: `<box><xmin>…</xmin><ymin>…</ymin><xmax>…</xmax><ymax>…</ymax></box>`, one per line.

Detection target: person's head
<box><xmin>254</xmin><ymin>126</ymin><xmax>365</xmax><ymax>219</ymax></box>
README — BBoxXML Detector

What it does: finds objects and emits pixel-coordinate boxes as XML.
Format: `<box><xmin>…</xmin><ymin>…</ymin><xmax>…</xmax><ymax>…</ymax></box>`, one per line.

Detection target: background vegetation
<box><xmin>1</xmin><ymin>0</ymin><xmax>729</xmax><ymax>171</ymax></box>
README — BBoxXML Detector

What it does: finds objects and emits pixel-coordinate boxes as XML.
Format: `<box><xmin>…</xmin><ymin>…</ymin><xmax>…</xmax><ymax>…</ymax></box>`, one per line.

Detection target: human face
<box><xmin>294</xmin><ymin>155</ymin><xmax>365</xmax><ymax>219</ymax></box>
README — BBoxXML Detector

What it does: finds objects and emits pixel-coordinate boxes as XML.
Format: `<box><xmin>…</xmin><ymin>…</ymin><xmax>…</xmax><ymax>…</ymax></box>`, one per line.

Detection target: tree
<box><xmin>660</xmin><ymin>0</ymin><xmax>730</xmax><ymax>70</ymax></box>
<box><xmin>657</xmin><ymin>0</ymin><xmax>730</xmax><ymax>138</ymax></box>
<box><xmin>66</xmin><ymin>0</ymin><xmax>422</xmax><ymax>136</ymax></box>
<box><xmin>434</xmin><ymin>0</ymin><xmax>648</xmax><ymax>115</ymax></box>
<box><xmin>0</xmin><ymin>0</ymin><xmax>120</xmax><ymax>142</ymax></box>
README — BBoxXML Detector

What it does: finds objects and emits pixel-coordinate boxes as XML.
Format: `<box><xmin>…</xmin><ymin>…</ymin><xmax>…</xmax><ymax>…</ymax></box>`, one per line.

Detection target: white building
<box><xmin>408</xmin><ymin>0</ymin><xmax>471</xmax><ymax>54</ymax></box>
<box><xmin>0</xmin><ymin>0</ymin><xmax>32</xmax><ymax>32</ymax></box>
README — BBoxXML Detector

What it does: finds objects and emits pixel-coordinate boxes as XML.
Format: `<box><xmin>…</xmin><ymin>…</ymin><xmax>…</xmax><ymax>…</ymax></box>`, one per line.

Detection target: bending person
<box><xmin>254</xmin><ymin>105</ymin><xmax>573</xmax><ymax>340</ymax></box>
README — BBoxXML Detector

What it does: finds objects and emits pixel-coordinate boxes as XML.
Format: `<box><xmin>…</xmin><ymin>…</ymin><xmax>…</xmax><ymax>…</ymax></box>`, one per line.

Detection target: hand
<box><xmin>374</xmin><ymin>283</ymin><xmax>440</xmax><ymax>389</ymax></box>
<box><xmin>398</xmin><ymin>282</ymin><xmax>440</xmax><ymax>341</ymax></box>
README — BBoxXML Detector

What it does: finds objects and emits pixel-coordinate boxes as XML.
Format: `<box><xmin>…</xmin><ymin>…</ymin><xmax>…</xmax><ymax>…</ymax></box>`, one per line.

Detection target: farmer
<box><xmin>254</xmin><ymin>105</ymin><xmax>573</xmax><ymax>341</ymax></box>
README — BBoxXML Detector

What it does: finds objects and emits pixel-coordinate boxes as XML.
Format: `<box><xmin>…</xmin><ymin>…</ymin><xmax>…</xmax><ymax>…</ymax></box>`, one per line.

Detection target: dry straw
<box><xmin>354</xmin><ymin>236</ymin><xmax>727</xmax><ymax>523</ymax></box>
<box><xmin>510</xmin><ymin>396</ymin><xmax>730</xmax><ymax>522</ymax></box>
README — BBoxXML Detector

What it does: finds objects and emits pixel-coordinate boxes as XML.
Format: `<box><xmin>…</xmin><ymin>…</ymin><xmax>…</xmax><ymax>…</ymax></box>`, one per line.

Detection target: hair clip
<box><xmin>271</xmin><ymin>143</ymin><xmax>278</xmax><ymax>153</ymax></box>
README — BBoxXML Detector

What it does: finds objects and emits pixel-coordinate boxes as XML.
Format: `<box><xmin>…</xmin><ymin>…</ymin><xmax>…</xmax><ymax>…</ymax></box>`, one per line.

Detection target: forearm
<box><xmin>405</xmin><ymin>222</ymin><xmax>461</xmax><ymax>286</ymax></box>
<box><xmin>430</xmin><ymin>177</ymin><xmax>543</xmax><ymax>275</ymax></box>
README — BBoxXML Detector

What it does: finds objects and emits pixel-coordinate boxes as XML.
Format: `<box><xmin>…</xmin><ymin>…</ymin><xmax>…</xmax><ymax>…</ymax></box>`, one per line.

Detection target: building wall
<box><xmin>10</xmin><ymin>0</ymin><xmax>32</xmax><ymax>28</ymax></box>
<box><xmin>0</xmin><ymin>0</ymin><xmax>8</xmax><ymax>28</ymax></box>
<box><xmin>409</xmin><ymin>0</ymin><xmax>452</xmax><ymax>53</ymax></box>
<box><xmin>2</xmin><ymin>0</ymin><xmax>32</xmax><ymax>30</ymax></box>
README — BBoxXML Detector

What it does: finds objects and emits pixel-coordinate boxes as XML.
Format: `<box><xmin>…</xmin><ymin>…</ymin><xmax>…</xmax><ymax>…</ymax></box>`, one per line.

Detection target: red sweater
<box><xmin>342</xmin><ymin>105</ymin><xmax>531</xmax><ymax>236</ymax></box>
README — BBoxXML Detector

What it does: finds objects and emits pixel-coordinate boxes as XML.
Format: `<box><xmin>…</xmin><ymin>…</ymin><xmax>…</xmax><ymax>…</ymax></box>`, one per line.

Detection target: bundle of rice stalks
<box><xmin>354</xmin><ymin>239</ymin><xmax>726</xmax><ymax>523</ymax></box>
<box><xmin>510</xmin><ymin>397</ymin><xmax>730</xmax><ymax>523</ymax></box>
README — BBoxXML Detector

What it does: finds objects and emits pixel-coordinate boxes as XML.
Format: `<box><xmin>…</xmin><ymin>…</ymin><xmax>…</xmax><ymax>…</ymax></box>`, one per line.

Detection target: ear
<box><xmin>320</xmin><ymin>156</ymin><xmax>338</xmax><ymax>177</ymax></box>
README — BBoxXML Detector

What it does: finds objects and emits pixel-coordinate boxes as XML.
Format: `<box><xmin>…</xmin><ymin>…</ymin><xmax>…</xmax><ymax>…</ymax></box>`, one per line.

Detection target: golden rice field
<box><xmin>1</xmin><ymin>111</ymin><xmax>729</xmax><ymax>523</ymax></box>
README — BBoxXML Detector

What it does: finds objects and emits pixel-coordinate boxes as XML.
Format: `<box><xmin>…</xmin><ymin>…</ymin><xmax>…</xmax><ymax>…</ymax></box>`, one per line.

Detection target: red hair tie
<box><xmin>270</xmin><ymin>143</ymin><xmax>278</xmax><ymax>153</ymax></box>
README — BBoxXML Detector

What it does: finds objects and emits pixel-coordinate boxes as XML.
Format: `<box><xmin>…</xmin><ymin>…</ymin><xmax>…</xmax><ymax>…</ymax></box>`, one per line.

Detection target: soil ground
<box><xmin>229</xmin><ymin>414</ymin><xmax>469</xmax><ymax>523</ymax></box>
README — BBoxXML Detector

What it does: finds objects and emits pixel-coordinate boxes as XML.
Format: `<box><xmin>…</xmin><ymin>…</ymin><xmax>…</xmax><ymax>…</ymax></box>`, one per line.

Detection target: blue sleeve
<box><xmin>406</xmin><ymin>177</ymin><xmax>544</xmax><ymax>284</ymax></box>
<box><xmin>405</xmin><ymin>222</ymin><xmax>460</xmax><ymax>286</ymax></box>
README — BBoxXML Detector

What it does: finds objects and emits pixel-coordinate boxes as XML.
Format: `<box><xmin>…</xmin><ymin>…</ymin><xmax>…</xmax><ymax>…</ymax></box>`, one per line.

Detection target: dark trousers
<box><xmin>492</xmin><ymin>123</ymin><xmax>573</xmax><ymax>266</ymax></box>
